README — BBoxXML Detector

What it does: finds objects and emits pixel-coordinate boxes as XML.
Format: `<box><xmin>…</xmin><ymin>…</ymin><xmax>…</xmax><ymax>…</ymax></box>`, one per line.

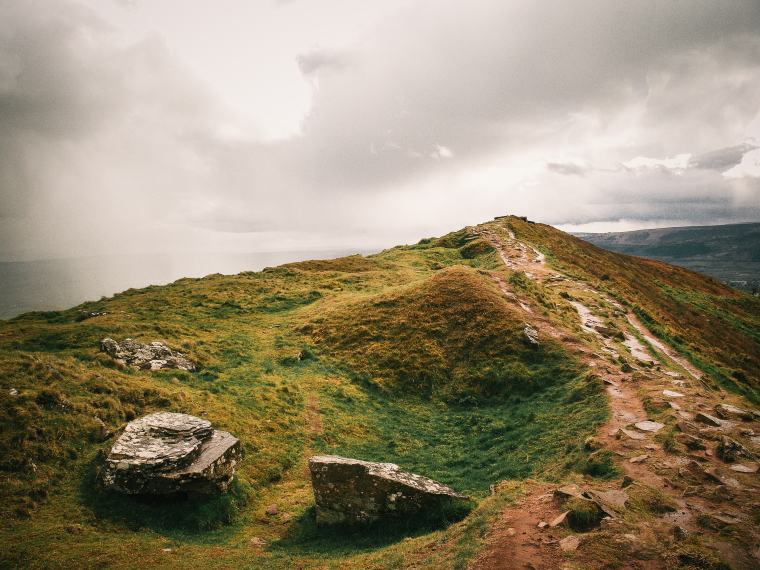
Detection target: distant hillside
<box><xmin>574</xmin><ymin>222</ymin><xmax>760</xmax><ymax>293</ymax></box>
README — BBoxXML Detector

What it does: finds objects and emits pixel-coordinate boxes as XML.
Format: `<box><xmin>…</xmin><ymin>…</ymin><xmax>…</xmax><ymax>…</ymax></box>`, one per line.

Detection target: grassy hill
<box><xmin>1</xmin><ymin>216</ymin><xmax>759</xmax><ymax>570</ymax></box>
<box><xmin>574</xmin><ymin>222</ymin><xmax>760</xmax><ymax>294</ymax></box>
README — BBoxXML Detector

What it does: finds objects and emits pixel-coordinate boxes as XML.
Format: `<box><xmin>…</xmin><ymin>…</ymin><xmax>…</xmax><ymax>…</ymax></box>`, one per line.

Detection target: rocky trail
<box><xmin>466</xmin><ymin>222</ymin><xmax>760</xmax><ymax>570</ymax></box>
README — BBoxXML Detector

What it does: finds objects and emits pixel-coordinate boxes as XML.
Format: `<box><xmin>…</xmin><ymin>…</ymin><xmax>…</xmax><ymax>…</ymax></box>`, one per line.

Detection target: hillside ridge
<box><xmin>1</xmin><ymin>216</ymin><xmax>759</xmax><ymax>570</ymax></box>
<box><xmin>575</xmin><ymin>221</ymin><xmax>760</xmax><ymax>294</ymax></box>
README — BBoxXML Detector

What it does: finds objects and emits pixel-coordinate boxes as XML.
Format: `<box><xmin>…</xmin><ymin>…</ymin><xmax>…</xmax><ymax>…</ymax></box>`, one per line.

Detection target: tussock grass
<box><xmin>2</xmin><ymin>217</ymin><xmax>754</xmax><ymax>569</ymax></box>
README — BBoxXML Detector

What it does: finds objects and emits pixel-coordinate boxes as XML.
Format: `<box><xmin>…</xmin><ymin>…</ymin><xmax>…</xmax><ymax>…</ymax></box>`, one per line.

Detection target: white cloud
<box><xmin>623</xmin><ymin>154</ymin><xmax>691</xmax><ymax>173</ymax></box>
<box><xmin>2</xmin><ymin>0</ymin><xmax>760</xmax><ymax>263</ymax></box>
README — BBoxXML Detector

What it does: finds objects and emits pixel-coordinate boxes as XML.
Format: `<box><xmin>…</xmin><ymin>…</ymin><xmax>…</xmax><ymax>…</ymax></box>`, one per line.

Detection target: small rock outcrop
<box><xmin>523</xmin><ymin>323</ymin><xmax>539</xmax><ymax>349</ymax></box>
<box><xmin>100</xmin><ymin>338</ymin><xmax>196</xmax><ymax>371</ymax></box>
<box><xmin>309</xmin><ymin>455</ymin><xmax>467</xmax><ymax>524</ymax></box>
<box><xmin>77</xmin><ymin>310</ymin><xmax>109</xmax><ymax>322</ymax></box>
<box><xmin>100</xmin><ymin>412</ymin><xmax>240</xmax><ymax>495</ymax></box>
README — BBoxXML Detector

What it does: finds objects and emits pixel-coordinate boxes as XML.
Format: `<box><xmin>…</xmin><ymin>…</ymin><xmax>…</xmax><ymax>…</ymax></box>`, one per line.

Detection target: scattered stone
<box><xmin>668</xmin><ymin>401</ymin><xmax>682</xmax><ymax>411</ymax></box>
<box><xmin>648</xmin><ymin>397</ymin><xmax>670</xmax><ymax>411</ymax></box>
<box><xmin>266</xmin><ymin>503</ymin><xmax>279</xmax><ymax>515</ymax></box>
<box><xmin>678</xmin><ymin>467</ymin><xmax>700</xmax><ymax>483</ymax></box>
<box><xmin>635</xmin><ymin>421</ymin><xmax>665</xmax><ymax>433</ymax></box>
<box><xmin>76</xmin><ymin>310</ymin><xmax>109</xmax><ymax>322</ymax></box>
<box><xmin>100</xmin><ymin>412</ymin><xmax>241</xmax><ymax>495</ymax></box>
<box><xmin>603</xmin><ymin>378</ymin><xmax>618</xmax><ymax>386</ymax></box>
<box><xmin>730</xmin><ymin>463</ymin><xmax>758</xmax><ymax>473</ymax></box>
<box><xmin>715</xmin><ymin>403</ymin><xmax>754</xmax><ymax>422</ymax></box>
<box><xmin>554</xmin><ymin>484</ymin><xmax>586</xmax><ymax>501</ymax></box>
<box><xmin>586</xmin><ymin>489</ymin><xmax>629</xmax><ymax>518</ymax></box>
<box><xmin>644</xmin><ymin>444</ymin><xmax>661</xmax><ymax>451</ymax></box>
<box><xmin>8</xmin><ymin>388</ymin><xmax>18</xmax><ymax>396</ymax></box>
<box><xmin>629</xmin><ymin>454</ymin><xmax>649</xmax><ymax>464</ymax></box>
<box><xmin>677</xmin><ymin>411</ymin><xmax>695</xmax><ymax>421</ymax></box>
<box><xmin>662</xmin><ymin>477</ymin><xmax>680</xmax><ymax>489</ymax></box>
<box><xmin>618</xmin><ymin>428</ymin><xmax>647</xmax><ymax>440</ymax></box>
<box><xmin>247</xmin><ymin>537</ymin><xmax>267</xmax><ymax>547</ymax></box>
<box><xmin>559</xmin><ymin>535</ymin><xmax>580</xmax><ymax>552</ymax></box>
<box><xmin>703</xmin><ymin>467</ymin><xmax>744</xmax><ymax>489</ymax></box>
<box><xmin>682</xmin><ymin>486</ymin><xmax>701</xmax><ymax>497</ymax></box>
<box><xmin>523</xmin><ymin>323</ymin><xmax>539</xmax><ymax>349</ymax></box>
<box><xmin>621</xmin><ymin>362</ymin><xmax>635</xmax><ymax>373</ymax></box>
<box><xmin>100</xmin><ymin>338</ymin><xmax>196</xmax><ymax>371</ymax></box>
<box><xmin>550</xmin><ymin>511</ymin><xmax>571</xmax><ymax>527</ymax></box>
<box><xmin>308</xmin><ymin>455</ymin><xmax>466</xmax><ymax>525</ymax></box>
<box><xmin>675</xmin><ymin>433</ymin><xmax>706</xmax><ymax>450</ymax></box>
<box><xmin>695</xmin><ymin>412</ymin><xmax>736</xmax><ymax>429</ymax></box>
<box><xmin>537</xmin><ymin>521</ymin><xmax>548</xmax><ymax>529</ymax></box>
<box><xmin>663</xmin><ymin>390</ymin><xmax>685</xmax><ymax>398</ymax></box>
<box><xmin>506</xmin><ymin>527</ymin><xmax>516</xmax><ymax>536</ymax></box>
<box><xmin>717</xmin><ymin>436</ymin><xmax>751</xmax><ymax>463</ymax></box>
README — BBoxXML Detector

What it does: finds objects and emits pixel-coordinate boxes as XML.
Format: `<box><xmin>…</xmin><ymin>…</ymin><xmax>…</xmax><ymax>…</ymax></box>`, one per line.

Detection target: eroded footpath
<box><xmin>467</xmin><ymin>221</ymin><xmax>760</xmax><ymax>570</ymax></box>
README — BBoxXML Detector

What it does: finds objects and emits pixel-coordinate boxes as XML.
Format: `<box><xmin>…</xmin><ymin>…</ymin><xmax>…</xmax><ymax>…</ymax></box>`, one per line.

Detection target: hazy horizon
<box><xmin>2</xmin><ymin>0</ymin><xmax>760</xmax><ymax>264</ymax></box>
<box><xmin>0</xmin><ymin>247</ymin><xmax>375</xmax><ymax>319</ymax></box>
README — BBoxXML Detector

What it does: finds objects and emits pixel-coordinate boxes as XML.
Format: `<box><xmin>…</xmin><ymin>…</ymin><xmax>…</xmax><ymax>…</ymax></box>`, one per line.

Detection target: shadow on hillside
<box><xmin>81</xmin><ymin>455</ymin><xmax>255</xmax><ymax>541</ymax></box>
<box><xmin>270</xmin><ymin>499</ymin><xmax>474</xmax><ymax>556</ymax></box>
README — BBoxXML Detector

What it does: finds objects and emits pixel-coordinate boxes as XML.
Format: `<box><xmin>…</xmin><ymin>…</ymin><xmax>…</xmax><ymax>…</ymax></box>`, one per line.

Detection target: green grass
<box><xmin>1</xmin><ymin>217</ymin><xmax>758</xmax><ymax>569</ymax></box>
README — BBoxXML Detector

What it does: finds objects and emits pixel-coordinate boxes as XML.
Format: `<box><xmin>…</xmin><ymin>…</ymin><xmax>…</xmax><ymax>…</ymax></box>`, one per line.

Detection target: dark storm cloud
<box><xmin>689</xmin><ymin>143</ymin><xmax>759</xmax><ymax>171</ymax></box>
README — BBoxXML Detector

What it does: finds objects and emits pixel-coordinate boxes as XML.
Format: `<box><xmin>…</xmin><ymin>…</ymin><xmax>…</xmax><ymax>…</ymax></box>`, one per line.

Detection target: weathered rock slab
<box><xmin>635</xmin><ymin>421</ymin><xmax>665</xmax><ymax>433</ymax></box>
<box><xmin>715</xmin><ymin>403</ymin><xmax>755</xmax><ymax>422</ymax></box>
<box><xmin>309</xmin><ymin>455</ymin><xmax>466</xmax><ymax>524</ymax></box>
<box><xmin>101</xmin><ymin>338</ymin><xmax>196</xmax><ymax>371</ymax></box>
<box><xmin>523</xmin><ymin>323</ymin><xmax>539</xmax><ymax>349</ymax></box>
<box><xmin>100</xmin><ymin>412</ymin><xmax>240</xmax><ymax>495</ymax></box>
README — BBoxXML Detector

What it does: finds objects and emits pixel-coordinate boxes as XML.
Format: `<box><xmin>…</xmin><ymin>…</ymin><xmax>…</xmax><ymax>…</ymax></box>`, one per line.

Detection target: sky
<box><xmin>2</xmin><ymin>0</ymin><xmax>760</xmax><ymax>263</ymax></box>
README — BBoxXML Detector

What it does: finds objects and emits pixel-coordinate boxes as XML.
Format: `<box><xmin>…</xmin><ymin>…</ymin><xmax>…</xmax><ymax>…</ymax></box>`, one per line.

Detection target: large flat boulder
<box><xmin>309</xmin><ymin>455</ymin><xmax>466</xmax><ymax>525</ymax></box>
<box><xmin>101</xmin><ymin>338</ymin><xmax>196</xmax><ymax>371</ymax></box>
<box><xmin>100</xmin><ymin>412</ymin><xmax>240</xmax><ymax>495</ymax></box>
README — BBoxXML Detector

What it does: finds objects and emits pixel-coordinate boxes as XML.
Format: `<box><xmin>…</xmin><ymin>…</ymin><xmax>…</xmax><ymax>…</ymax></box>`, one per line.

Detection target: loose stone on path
<box><xmin>634</xmin><ymin>421</ymin><xmax>665</xmax><ymax>433</ymax></box>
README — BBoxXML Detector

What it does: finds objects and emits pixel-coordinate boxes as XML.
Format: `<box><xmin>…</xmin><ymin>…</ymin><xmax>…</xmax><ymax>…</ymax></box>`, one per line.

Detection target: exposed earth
<box><xmin>465</xmin><ymin>221</ymin><xmax>760</xmax><ymax>570</ymax></box>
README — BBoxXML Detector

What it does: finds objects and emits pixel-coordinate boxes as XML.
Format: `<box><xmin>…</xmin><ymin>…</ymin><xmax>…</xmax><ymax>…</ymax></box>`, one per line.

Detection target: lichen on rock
<box><xmin>100</xmin><ymin>338</ymin><xmax>196</xmax><ymax>371</ymax></box>
<box><xmin>308</xmin><ymin>455</ymin><xmax>466</xmax><ymax>525</ymax></box>
<box><xmin>100</xmin><ymin>412</ymin><xmax>240</xmax><ymax>495</ymax></box>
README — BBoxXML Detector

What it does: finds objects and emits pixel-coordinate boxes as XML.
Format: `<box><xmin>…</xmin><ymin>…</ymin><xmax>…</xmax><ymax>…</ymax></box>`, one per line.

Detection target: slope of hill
<box><xmin>575</xmin><ymin>222</ymin><xmax>760</xmax><ymax>293</ymax></box>
<box><xmin>1</xmin><ymin>216</ymin><xmax>759</xmax><ymax>570</ymax></box>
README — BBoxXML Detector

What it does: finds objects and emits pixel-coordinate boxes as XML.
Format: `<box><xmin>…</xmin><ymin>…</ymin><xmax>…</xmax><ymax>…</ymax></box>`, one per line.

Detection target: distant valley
<box><xmin>574</xmin><ymin>222</ymin><xmax>760</xmax><ymax>294</ymax></box>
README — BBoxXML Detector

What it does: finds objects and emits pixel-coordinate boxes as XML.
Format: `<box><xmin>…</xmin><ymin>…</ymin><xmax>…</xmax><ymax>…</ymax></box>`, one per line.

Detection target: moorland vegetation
<box><xmin>0</xmin><ymin>216</ymin><xmax>759</xmax><ymax>570</ymax></box>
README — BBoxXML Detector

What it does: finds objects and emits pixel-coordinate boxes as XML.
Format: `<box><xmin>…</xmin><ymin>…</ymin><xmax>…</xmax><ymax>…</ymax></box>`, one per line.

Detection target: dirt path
<box><xmin>466</xmin><ymin>221</ymin><xmax>760</xmax><ymax>570</ymax></box>
<box><xmin>625</xmin><ymin>313</ymin><xmax>703</xmax><ymax>380</ymax></box>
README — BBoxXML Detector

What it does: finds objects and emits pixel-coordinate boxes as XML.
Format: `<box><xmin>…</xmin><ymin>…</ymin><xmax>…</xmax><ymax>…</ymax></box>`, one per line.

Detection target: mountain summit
<box><xmin>1</xmin><ymin>216</ymin><xmax>759</xmax><ymax>569</ymax></box>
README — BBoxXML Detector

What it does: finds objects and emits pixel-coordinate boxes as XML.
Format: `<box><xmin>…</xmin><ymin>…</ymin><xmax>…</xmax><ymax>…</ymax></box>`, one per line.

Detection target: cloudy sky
<box><xmin>2</xmin><ymin>0</ymin><xmax>760</xmax><ymax>262</ymax></box>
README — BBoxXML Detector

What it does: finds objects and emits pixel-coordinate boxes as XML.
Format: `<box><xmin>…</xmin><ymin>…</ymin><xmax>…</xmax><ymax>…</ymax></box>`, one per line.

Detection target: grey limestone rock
<box><xmin>100</xmin><ymin>412</ymin><xmax>240</xmax><ymax>495</ymax></box>
<box><xmin>101</xmin><ymin>338</ymin><xmax>196</xmax><ymax>371</ymax></box>
<box><xmin>523</xmin><ymin>323</ymin><xmax>539</xmax><ymax>349</ymax></box>
<box><xmin>308</xmin><ymin>455</ymin><xmax>466</xmax><ymax>525</ymax></box>
<box><xmin>715</xmin><ymin>403</ymin><xmax>755</xmax><ymax>422</ymax></box>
